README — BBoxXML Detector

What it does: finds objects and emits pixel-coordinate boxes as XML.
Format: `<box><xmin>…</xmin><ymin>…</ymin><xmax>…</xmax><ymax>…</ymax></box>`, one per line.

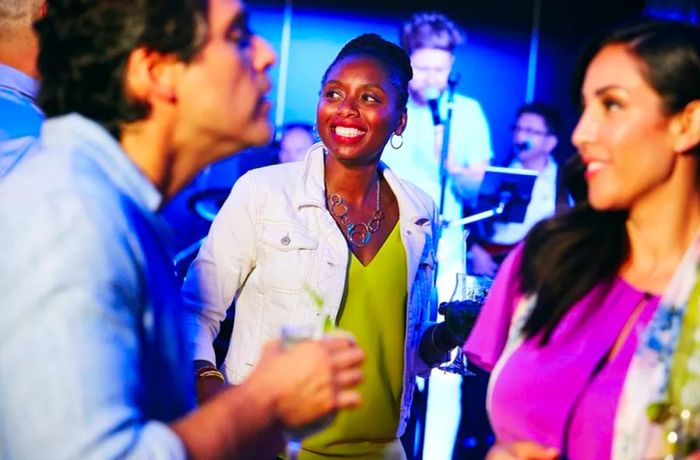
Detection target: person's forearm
<box><xmin>194</xmin><ymin>360</ymin><xmax>228</xmax><ymax>405</ymax></box>
<box><xmin>170</xmin><ymin>381</ymin><xmax>284</xmax><ymax>460</ymax></box>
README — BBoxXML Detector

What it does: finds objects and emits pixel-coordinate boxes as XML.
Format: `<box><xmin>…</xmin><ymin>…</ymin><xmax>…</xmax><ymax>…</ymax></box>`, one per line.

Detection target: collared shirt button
<box><xmin>281</xmin><ymin>234</ymin><xmax>291</xmax><ymax>246</ymax></box>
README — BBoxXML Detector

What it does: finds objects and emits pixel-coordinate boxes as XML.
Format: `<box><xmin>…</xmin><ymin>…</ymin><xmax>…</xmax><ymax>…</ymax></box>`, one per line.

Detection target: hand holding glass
<box><xmin>438</xmin><ymin>273</ymin><xmax>491</xmax><ymax>376</ymax></box>
<box><xmin>279</xmin><ymin>324</ymin><xmax>335</xmax><ymax>460</ymax></box>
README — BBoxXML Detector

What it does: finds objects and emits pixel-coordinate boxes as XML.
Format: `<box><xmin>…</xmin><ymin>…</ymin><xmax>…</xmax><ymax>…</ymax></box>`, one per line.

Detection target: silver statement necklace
<box><xmin>327</xmin><ymin>178</ymin><xmax>385</xmax><ymax>248</ymax></box>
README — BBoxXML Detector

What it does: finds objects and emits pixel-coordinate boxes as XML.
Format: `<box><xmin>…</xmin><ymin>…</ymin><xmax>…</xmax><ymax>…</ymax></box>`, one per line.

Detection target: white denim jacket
<box><xmin>182</xmin><ymin>143</ymin><xmax>439</xmax><ymax>435</ymax></box>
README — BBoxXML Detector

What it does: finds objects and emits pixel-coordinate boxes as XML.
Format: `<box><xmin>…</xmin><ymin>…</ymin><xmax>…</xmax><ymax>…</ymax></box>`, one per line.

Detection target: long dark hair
<box><xmin>520</xmin><ymin>20</ymin><xmax>700</xmax><ymax>344</ymax></box>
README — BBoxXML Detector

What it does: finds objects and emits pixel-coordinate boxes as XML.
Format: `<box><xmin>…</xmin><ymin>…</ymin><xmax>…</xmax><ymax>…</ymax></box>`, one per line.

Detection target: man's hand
<box><xmin>471</xmin><ymin>243</ymin><xmax>498</xmax><ymax>278</ymax></box>
<box><xmin>171</xmin><ymin>336</ymin><xmax>363</xmax><ymax>460</ymax></box>
<box><xmin>486</xmin><ymin>441</ymin><xmax>560</xmax><ymax>460</ymax></box>
<box><xmin>245</xmin><ymin>336</ymin><xmax>365</xmax><ymax>429</ymax></box>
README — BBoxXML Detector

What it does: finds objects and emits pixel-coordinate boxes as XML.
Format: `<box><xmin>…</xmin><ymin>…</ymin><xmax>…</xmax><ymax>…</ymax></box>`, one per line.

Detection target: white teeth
<box><xmin>587</xmin><ymin>161</ymin><xmax>605</xmax><ymax>173</ymax></box>
<box><xmin>334</xmin><ymin>126</ymin><xmax>364</xmax><ymax>138</ymax></box>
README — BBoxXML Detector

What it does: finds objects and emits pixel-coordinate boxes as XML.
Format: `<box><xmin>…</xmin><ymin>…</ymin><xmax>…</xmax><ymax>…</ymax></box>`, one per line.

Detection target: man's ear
<box><xmin>124</xmin><ymin>47</ymin><xmax>184</xmax><ymax>106</ymax></box>
<box><xmin>671</xmin><ymin>100</ymin><xmax>700</xmax><ymax>154</ymax></box>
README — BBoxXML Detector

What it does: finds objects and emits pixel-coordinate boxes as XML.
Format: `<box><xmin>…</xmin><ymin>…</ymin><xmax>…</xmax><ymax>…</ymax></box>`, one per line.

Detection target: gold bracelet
<box><xmin>195</xmin><ymin>367</ymin><xmax>225</xmax><ymax>382</ymax></box>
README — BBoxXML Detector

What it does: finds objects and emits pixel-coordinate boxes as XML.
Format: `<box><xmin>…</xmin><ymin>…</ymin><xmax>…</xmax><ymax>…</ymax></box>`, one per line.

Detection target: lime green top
<box><xmin>301</xmin><ymin>223</ymin><xmax>408</xmax><ymax>459</ymax></box>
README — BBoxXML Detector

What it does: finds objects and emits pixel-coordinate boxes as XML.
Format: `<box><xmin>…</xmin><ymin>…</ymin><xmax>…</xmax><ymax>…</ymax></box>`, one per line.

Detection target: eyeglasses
<box><xmin>512</xmin><ymin>125</ymin><xmax>549</xmax><ymax>137</ymax></box>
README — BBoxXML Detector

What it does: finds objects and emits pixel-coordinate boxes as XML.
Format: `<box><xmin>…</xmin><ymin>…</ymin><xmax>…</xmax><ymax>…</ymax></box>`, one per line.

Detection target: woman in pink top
<box><xmin>465</xmin><ymin>20</ymin><xmax>700</xmax><ymax>460</ymax></box>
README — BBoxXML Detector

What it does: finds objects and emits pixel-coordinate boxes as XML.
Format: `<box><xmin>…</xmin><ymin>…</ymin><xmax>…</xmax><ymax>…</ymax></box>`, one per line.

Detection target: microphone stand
<box><xmin>445</xmin><ymin>191</ymin><xmax>511</xmax><ymax>228</ymax></box>
<box><xmin>437</xmin><ymin>78</ymin><xmax>458</xmax><ymax>220</ymax></box>
<box><xmin>412</xmin><ymin>77</ymin><xmax>459</xmax><ymax>460</ymax></box>
<box><xmin>433</xmin><ymin>76</ymin><xmax>459</xmax><ymax>286</ymax></box>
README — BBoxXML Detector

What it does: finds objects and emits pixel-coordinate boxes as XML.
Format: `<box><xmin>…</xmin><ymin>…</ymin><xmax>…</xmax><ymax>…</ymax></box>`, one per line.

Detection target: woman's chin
<box><xmin>588</xmin><ymin>195</ymin><xmax>627</xmax><ymax>212</ymax></box>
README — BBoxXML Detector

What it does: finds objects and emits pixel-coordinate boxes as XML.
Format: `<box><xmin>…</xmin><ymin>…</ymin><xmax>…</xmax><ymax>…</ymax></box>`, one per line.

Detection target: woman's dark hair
<box><xmin>400</xmin><ymin>11</ymin><xmax>463</xmax><ymax>56</ymax></box>
<box><xmin>520</xmin><ymin>20</ymin><xmax>700</xmax><ymax>344</ymax></box>
<box><xmin>35</xmin><ymin>0</ymin><xmax>208</xmax><ymax>138</ymax></box>
<box><xmin>321</xmin><ymin>33</ymin><xmax>413</xmax><ymax>110</ymax></box>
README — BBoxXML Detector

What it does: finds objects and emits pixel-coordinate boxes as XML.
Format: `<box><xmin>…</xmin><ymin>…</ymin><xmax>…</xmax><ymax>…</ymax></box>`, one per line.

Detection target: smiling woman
<box><xmin>464</xmin><ymin>19</ymin><xmax>700</xmax><ymax>460</ymax></box>
<box><xmin>182</xmin><ymin>33</ymin><xmax>472</xmax><ymax>460</ymax></box>
<box><xmin>315</xmin><ymin>36</ymin><xmax>411</xmax><ymax>260</ymax></box>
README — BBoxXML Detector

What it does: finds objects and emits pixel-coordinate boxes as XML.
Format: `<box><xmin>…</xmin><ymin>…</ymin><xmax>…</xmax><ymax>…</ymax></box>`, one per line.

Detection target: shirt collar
<box><xmin>294</xmin><ymin>142</ymin><xmax>329</xmax><ymax>209</ymax></box>
<box><xmin>41</xmin><ymin>113</ymin><xmax>163</xmax><ymax>211</ymax></box>
<box><xmin>0</xmin><ymin>64</ymin><xmax>39</xmax><ymax>102</ymax></box>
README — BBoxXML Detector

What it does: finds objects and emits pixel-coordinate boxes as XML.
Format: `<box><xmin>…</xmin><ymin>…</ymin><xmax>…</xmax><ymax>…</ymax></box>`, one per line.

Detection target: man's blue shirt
<box><xmin>0</xmin><ymin>114</ymin><xmax>194</xmax><ymax>459</ymax></box>
<box><xmin>0</xmin><ymin>63</ymin><xmax>43</xmax><ymax>178</ymax></box>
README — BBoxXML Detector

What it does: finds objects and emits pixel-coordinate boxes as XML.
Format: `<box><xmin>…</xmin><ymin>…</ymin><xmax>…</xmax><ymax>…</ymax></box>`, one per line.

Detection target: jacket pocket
<box><xmin>419</xmin><ymin>250</ymin><xmax>435</xmax><ymax>269</ymax></box>
<box><xmin>418</xmin><ymin>250</ymin><xmax>436</xmax><ymax>281</ymax></box>
<box><xmin>259</xmin><ymin>224</ymin><xmax>318</xmax><ymax>293</ymax></box>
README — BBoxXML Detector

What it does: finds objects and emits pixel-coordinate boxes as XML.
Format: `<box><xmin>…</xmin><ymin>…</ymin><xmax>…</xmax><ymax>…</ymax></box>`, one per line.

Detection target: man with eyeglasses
<box><xmin>469</xmin><ymin>102</ymin><xmax>567</xmax><ymax>278</ymax></box>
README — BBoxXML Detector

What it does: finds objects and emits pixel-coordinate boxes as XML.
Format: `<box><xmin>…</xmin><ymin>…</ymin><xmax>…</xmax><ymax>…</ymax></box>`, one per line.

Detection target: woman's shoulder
<box><xmin>235</xmin><ymin>160</ymin><xmax>307</xmax><ymax>195</ymax></box>
<box><xmin>247</xmin><ymin>160</ymin><xmax>306</xmax><ymax>180</ymax></box>
<box><xmin>243</xmin><ymin>142</ymin><xmax>324</xmax><ymax>189</ymax></box>
<box><xmin>382</xmin><ymin>166</ymin><xmax>436</xmax><ymax>212</ymax></box>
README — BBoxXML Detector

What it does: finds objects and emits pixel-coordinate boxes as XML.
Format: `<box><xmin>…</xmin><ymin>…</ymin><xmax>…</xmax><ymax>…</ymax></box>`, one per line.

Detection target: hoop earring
<box><xmin>390</xmin><ymin>133</ymin><xmax>404</xmax><ymax>149</ymax></box>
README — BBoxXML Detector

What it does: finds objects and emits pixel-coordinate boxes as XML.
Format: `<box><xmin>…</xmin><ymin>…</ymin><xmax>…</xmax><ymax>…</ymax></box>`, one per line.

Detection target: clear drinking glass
<box><xmin>438</xmin><ymin>273</ymin><xmax>491</xmax><ymax>376</ymax></box>
<box><xmin>280</xmin><ymin>324</ymin><xmax>334</xmax><ymax>460</ymax></box>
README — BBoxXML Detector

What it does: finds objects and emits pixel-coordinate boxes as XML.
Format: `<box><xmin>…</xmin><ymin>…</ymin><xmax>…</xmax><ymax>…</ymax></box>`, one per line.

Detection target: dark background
<box><xmin>165</xmin><ymin>0</ymin><xmax>695</xmax><ymax>255</ymax></box>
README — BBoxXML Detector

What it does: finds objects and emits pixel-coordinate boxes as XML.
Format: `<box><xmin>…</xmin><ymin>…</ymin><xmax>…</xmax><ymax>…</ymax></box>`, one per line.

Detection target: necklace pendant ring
<box><xmin>346</xmin><ymin>223</ymin><xmax>371</xmax><ymax>247</ymax></box>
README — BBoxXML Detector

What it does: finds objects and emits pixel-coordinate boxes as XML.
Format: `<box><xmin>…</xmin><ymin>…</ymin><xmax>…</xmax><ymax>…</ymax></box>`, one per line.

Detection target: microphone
<box><xmin>425</xmin><ymin>87</ymin><xmax>442</xmax><ymax>126</ymax></box>
<box><xmin>448</xmin><ymin>73</ymin><xmax>461</xmax><ymax>87</ymax></box>
<box><xmin>513</xmin><ymin>141</ymin><xmax>531</xmax><ymax>153</ymax></box>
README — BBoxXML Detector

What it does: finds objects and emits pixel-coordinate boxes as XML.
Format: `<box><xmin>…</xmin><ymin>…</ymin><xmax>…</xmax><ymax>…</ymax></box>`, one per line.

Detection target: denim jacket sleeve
<box><xmin>408</xmin><ymin>189</ymin><xmax>444</xmax><ymax>378</ymax></box>
<box><xmin>181</xmin><ymin>171</ymin><xmax>259</xmax><ymax>366</ymax></box>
